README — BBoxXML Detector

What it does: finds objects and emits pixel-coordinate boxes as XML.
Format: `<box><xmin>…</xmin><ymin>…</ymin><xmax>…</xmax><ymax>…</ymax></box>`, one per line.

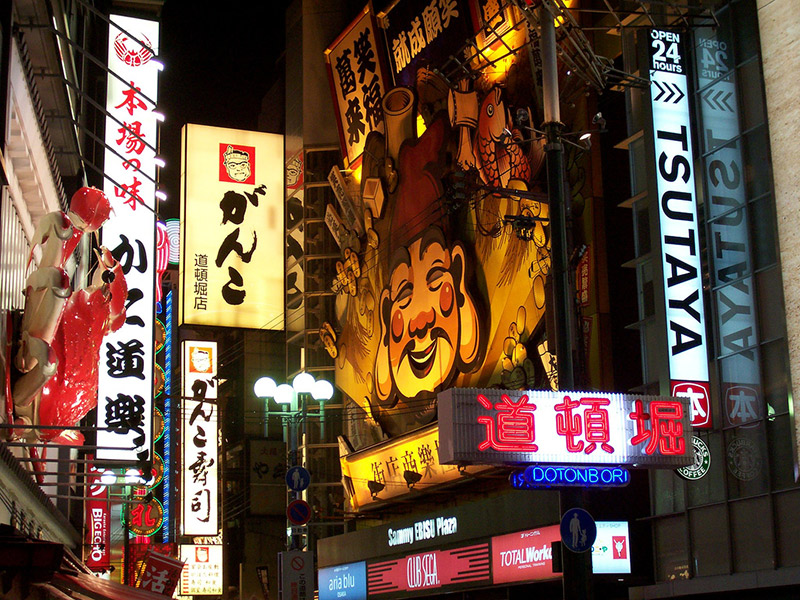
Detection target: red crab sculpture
<box><xmin>7</xmin><ymin>187</ymin><xmax>128</xmax><ymax>461</ymax></box>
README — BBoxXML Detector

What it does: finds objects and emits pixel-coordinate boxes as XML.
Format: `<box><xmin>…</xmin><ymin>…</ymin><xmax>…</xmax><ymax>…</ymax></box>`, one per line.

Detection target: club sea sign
<box><xmin>437</xmin><ymin>388</ymin><xmax>693</xmax><ymax>468</ymax></box>
<box><xmin>649</xmin><ymin>29</ymin><xmax>712</xmax><ymax>430</ymax></box>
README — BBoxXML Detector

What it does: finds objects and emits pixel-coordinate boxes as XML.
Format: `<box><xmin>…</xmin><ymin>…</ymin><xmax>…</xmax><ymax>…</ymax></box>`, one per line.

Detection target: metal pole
<box><xmin>540</xmin><ymin>6</ymin><xmax>574</xmax><ymax>391</ymax></box>
<box><xmin>539</xmin><ymin>7</ymin><xmax>591</xmax><ymax>600</ymax></box>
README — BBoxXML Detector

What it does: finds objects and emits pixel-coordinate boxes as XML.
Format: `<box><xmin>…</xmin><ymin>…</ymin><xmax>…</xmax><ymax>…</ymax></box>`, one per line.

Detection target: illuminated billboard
<box><xmin>179</xmin><ymin>125</ymin><xmax>284</xmax><ymax>329</ymax></box>
<box><xmin>97</xmin><ymin>14</ymin><xmax>159</xmax><ymax>463</ymax></box>
<box><xmin>649</xmin><ymin>29</ymin><xmax>711</xmax><ymax>427</ymax></box>
<box><xmin>319</xmin><ymin>562</ymin><xmax>367</xmax><ymax>600</ymax></box>
<box><xmin>180</xmin><ymin>545</ymin><xmax>223</xmax><ymax>596</ymax></box>
<box><xmin>181</xmin><ymin>341</ymin><xmax>219</xmax><ymax>536</ymax></box>
<box><xmin>340</xmin><ymin>424</ymin><xmax>491</xmax><ymax>512</ymax></box>
<box><xmin>438</xmin><ymin>388</ymin><xmax>693</xmax><ymax>467</ymax></box>
<box><xmin>324</xmin><ymin>5</ymin><xmax>389</xmax><ymax>169</ymax></box>
<box><xmin>491</xmin><ymin>525</ymin><xmax>560</xmax><ymax>584</ymax></box>
<box><xmin>367</xmin><ymin>543</ymin><xmax>490</xmax><ymax>595</ymax></box>
<box><xmin>592</xmin><ymin>521</ymin><xmax>631</xmax><ymax>574</ymax></box>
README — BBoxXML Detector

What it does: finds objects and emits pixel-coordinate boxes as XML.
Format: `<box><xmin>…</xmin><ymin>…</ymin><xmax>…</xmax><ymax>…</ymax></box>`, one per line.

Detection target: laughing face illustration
<box><xmin>375</xmin><ymin>226</ymin><xmax>483</xmax><ymax>407</ymax></box>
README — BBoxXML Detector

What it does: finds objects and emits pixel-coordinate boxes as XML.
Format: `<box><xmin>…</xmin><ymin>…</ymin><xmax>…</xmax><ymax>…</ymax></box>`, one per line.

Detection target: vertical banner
<box><xmin>179</xmin><ymin>125</ymin><xmax>284</xmax><ymax>329</ymax></box>
<box><xmin>84</xmin><ymin>461</ymin><xmax>110</xmax><ymax>572</ymax></box>
<box><xmin>279</xmin><ymin>550</ymin><xmax>314</xmax><ymax>600</ymax></box>
<box><xmin>325</xmin><ymin>5</ymin><xmax>389</xmax><ymax>169</ymax></box>
<box><xmin>181</xmin><ymin>341</ymin><xmax>219</xmax><ymax>536</ymax></box>
<box><xmin>179</xmin><ymin>545</ymin><xmax>223</xmax><ymax>596</ymax></box>
<box><xmin>649</xmin><ymin>29</ymin><xmax>711</xmax><ymax>428</ymax></box>
<box><xmin>286</xmin><ymin>151</ymin><xmax>304</xmax><ymax>333</ymax></box>
<box><xmin>97</xmin><ymin>14</ymin><xmax>159</xmax><ymax>462</ymax></box>
<box><xmin>694</xmin><ymin>31</ymin><xmax>761</xmax><ymax>427</ymax></box>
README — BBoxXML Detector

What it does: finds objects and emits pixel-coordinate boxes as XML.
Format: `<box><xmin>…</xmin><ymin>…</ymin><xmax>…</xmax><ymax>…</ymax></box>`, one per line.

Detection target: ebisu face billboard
<box><xmin>180</xmin><ymin>125</ymin><xmax>284</xmax><ymax>329</ymax></box>
<box><xmin>438</xmin><ymin>388</ymin><xmax>693</xmax><ymax>467</ymax></box>
<box><xmin>648</xmin><ymin>29</ymin><xmax>711</xmax><ymax>428</ymax></box>
<box><xmin>319</xmin><ymin>562</ymin><xmax>367</xmax><ymax>600</ymax></box>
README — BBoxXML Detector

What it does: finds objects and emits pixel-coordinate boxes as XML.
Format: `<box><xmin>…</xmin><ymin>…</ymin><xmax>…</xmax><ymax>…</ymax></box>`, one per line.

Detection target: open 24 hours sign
<box><xmin>649</xmin><ymin>29</ymin><xmax>712</xmax><ymax>429</ymax></box>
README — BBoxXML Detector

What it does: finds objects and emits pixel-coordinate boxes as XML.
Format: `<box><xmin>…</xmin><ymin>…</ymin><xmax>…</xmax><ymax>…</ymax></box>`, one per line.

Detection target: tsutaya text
<box><xmin>438</xmin><ymin>388</ymin><xmax>693</xmax><ymax>467</ymax></box>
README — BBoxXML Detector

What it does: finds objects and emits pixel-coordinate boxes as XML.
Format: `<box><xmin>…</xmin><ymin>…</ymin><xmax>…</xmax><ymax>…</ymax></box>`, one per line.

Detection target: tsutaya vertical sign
<box><xmin>694</xmin><ymin>31</ymin><xmax>761</xmax><ymax>427</ymax></box>
<box><xmin>180</xmin><ymin>125</ymin><xmax>283</xmax><ymax>329</ymax></box>
<box><xmin>97</xmin><ymin>15</ymin><xmax>159</xmax><ymax>462</ymax></box>
<box><xmin>181</xmin><ymin>341</ymin><xmax>219</xmax><ymax>536</ymax></box>
<box><xmin>649</xmin><ymin>29</ymin><xmax>711</xmax><ymax>428</ymax></box>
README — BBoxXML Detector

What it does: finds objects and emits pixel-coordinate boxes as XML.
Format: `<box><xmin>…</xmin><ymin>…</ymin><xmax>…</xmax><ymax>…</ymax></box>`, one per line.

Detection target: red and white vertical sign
<box><xmin>181</xmin><ymin>341</ymin><xmax>219</xmax><ymax>536</ymax></box>
<box><xmin>97</xmin><ymin>14</ymin><xmax>160</xmax><ymax>462</ymax></box>
<box><xmin>84</xmin><ymin>461</ymin><xmax>110</xmax><ymax>571</ymax></box>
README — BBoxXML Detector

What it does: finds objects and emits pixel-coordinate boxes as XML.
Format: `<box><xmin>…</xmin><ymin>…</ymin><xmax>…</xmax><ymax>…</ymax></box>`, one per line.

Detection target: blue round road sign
<box><xmin>287</xmin><ymin>499</ymin><xmax>312</xmax><ymax>526</ymax></box>
<box><xmin>286</xmin><ymin>466</ymin><xmax>311</xmax><ymax>492</ymax></box>
<box><xmin>560</xmin><ymin>508</ymin><xmax>597</xmax><ymax>553</ymax></box>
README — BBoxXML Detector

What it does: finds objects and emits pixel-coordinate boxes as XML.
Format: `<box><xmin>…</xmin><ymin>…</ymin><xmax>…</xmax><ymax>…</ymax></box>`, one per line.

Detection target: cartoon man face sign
<box><xmin>375</xmin><ymin>226</ymin><xmax>482</xmax><ymax>404</ymax></box>
<box><xmin>222</xmin><ymin>145</ymin><xmax>252</xmax><ymax>182</ymax></box>
<box><xmin>190</xmin><ymin>347</ymin><xmax>212</xmax><ymax>373</ymax></box>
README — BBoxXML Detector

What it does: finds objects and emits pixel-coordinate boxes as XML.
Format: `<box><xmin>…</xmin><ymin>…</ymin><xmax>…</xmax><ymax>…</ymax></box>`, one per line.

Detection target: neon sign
<box><xmin>510</xmin><ymin>465</ymin><xmax>630</xmax><ymax>489</ymax></box>
<box><xmin>438</xmin><ymin>388</ymin><xmax>693</xmax><ymax>467</ymax></box>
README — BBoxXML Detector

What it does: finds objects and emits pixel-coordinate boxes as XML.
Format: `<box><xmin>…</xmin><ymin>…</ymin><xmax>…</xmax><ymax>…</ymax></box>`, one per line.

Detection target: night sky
<box><xmin>156</xmin><ymin>2</ymin><xmax>291</xmax><ymax>219</ymax></box>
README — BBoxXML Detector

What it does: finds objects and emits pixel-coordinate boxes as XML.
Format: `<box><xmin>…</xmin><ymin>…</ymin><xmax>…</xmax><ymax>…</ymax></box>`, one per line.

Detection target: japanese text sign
<box><xmin>84</xmin><ymin>461</ymin><xmax>110</xmax><ymax>571</ymax></box>
<box><xmin>383</xmin><ymin>0</ymin><xmax>471</xmax><ymax>88</ymax></box>
<box><xmin>325</xmin><ymin>4</ymin><xmax>388</xmax><ymax>169</ymax></box>
<box><xmin>97</xmin><ymin>14</ymin><xmax>159</xmax><ymax>464</ymax></box>
<box><xmin>179</xmin><ymin>545</ymin><xmax>223</xmax><ymax>596</ymax></box>
<box><xmin>339</xmin><ymin>424</ymin><xmax>491</xmax><ymax>511</ymax></box>
<box><xmin>181</xmin><ymin>341</ymin><xmax>219</xmax><ymax>536</ymax></box>
<box><xmin>138</xmin><ymin>552</ymin><xmax>184</xmax><ymax>596</ymax></box>
<box><xmin>649</xmin><ymin>29</ymin><xmax>711</xmax><ymax>428</ymax></box>
<box><xmin>179</xmin><ymin>125</ymin><xmax>284</xmax><ymax>329</ymax></box>
<box><xmin>437</xmin><ymin>387</ymin><xmax>693</xmax><ymax>467</ymax></box>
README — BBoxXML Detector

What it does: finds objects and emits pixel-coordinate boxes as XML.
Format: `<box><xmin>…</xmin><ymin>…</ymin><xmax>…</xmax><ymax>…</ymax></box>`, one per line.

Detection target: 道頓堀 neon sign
<box><xmin>438</xmin><ymin>388</ymin><xmax>693</xmax><ymax>468</ymax></box>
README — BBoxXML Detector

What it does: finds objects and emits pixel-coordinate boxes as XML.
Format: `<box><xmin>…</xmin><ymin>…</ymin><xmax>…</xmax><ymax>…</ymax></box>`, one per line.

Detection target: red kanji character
<box><xmin>555</xmin><ymin>395</ymin><xmax>584</xmax><ymax>452</ymax></box>
<box><xmin>116</xmin><ymin>121</ymin><xmax>146</xmax><ymax>155</ymax></box>
<box><xmin>629</xmin><ymin>399</ymin><xmax>685</xmax><ymax>455</ymax></box>
<box><xmin>581</xmin><ymin>396</ymin><xmax>613</xmax><ymax>454</ymax></box>
<box><xmin>115</xmin><ymin>177</ymin><xmax>143</xmax><ymax>210</ymax></box>
<box><xmin>115</xmin><ymin>82</ymin><xmax>148</xmax><ymax>116</ymax></box>
<box><xmin>477</xmin><ymin>393</ymin><xmax>537</xmax><ymax>452</ymax></box>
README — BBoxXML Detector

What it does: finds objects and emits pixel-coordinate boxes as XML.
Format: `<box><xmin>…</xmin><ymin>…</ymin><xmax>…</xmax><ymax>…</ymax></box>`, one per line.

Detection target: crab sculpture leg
<box><xmin>7</xmin><ymin>187</ymin><xmax>113</xmax><ymax>463</ymax></box>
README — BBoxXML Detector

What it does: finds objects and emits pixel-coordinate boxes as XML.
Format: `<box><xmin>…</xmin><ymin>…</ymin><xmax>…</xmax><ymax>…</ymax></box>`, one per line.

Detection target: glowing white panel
<box><xmin>96</xmin><ymin>15</ymin><xmax>159</xmax><ymax>463</ymax></box>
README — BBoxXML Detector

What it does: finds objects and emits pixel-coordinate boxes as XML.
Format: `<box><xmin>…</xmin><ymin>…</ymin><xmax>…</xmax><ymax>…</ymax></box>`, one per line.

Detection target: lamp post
<box><xmin>254</xmin><ymin>372</ymin><xmax>334</xmax><ymax>550</ymax></box>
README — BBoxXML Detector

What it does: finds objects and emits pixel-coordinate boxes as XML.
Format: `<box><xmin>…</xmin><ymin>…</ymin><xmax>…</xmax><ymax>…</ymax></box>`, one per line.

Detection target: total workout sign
<box><xmin>649</xmin><ymin>29</ymin><xmax>711</xmax><ymax>428</ymax></box>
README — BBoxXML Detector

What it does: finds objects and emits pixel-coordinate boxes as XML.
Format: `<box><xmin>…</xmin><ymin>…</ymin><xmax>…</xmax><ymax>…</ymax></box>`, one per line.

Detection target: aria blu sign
<box><xmin>319</xmin><ymin>561</ymin><xmax>367</xmax><ymax>600</ymax></box>
<box><xmin>510</xmin><ymin>465</ymin><xmax>630</xmax><ymax>489</ymax></box>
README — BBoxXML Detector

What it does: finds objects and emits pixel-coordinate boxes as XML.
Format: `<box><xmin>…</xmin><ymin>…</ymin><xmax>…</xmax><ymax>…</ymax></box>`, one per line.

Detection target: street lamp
<box><xmin>253</xmin><ymin>372</ymin><xmax>334</xmax><ymax>549</ymax></box>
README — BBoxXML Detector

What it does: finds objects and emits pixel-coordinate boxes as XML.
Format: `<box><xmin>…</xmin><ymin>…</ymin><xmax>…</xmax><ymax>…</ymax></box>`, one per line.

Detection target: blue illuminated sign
<box><xmin>163</xmin><ymin>290</ymin><xmax>173</xmax><ymax>543</ymax></box>
<box><xmin>509</xmin><ymin>465</ymin><xmax>630</xmax><ymax>489</ymax></box>
<box><xmin>319</xmin><ymin>562</ymin><xmax>367</xmax><ymax>600</ymax></box>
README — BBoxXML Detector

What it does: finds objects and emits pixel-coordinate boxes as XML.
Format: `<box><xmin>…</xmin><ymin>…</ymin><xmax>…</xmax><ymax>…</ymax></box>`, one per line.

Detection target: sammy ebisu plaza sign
<box><xmin>438</xmin><ymin>388</ymin><xmax>693</xmax><ymax>468</ymax></box>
